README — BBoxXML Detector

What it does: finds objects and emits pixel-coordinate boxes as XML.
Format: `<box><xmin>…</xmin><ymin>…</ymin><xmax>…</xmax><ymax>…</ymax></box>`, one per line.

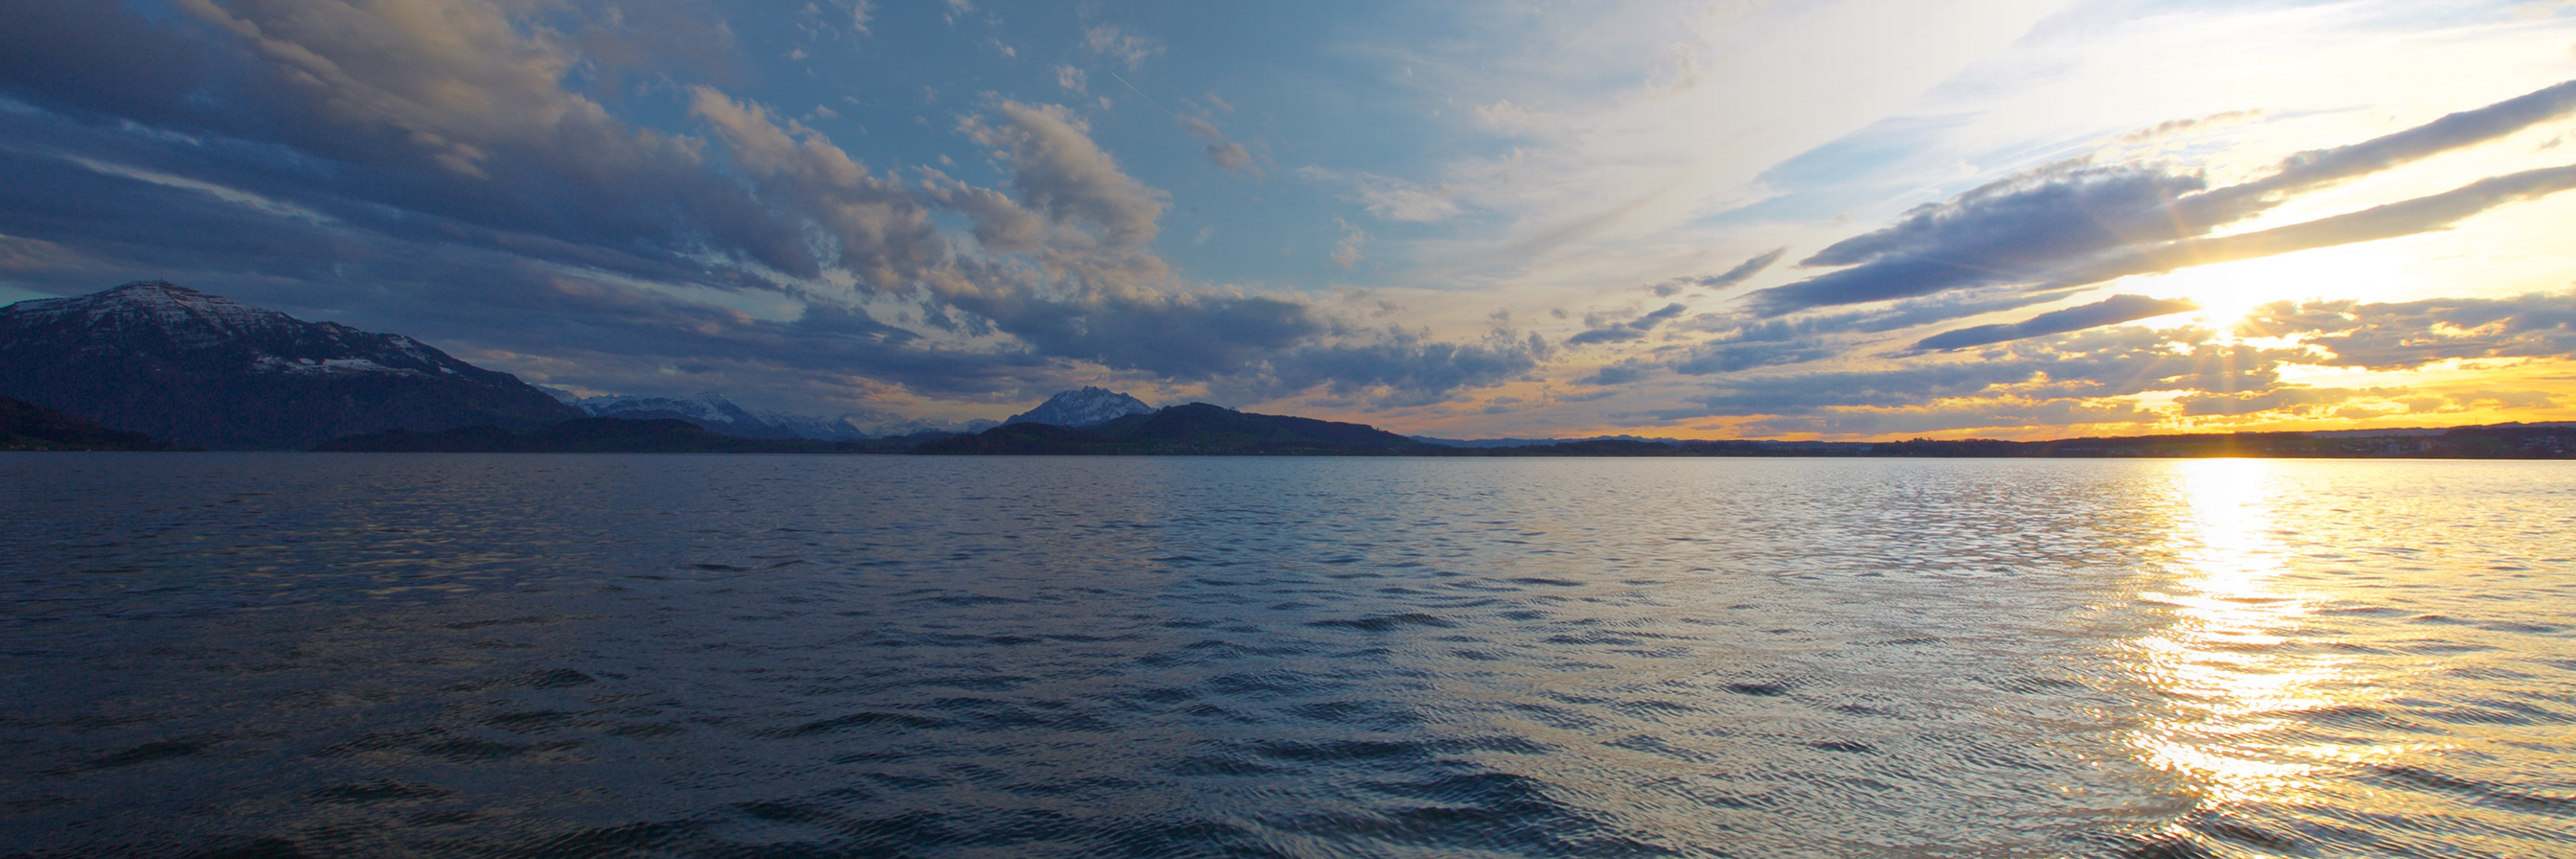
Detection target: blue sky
<box><xmin>5</xmin><ymin>0</ymin><xmax>2576</xmax><ymax>438</ymax></box>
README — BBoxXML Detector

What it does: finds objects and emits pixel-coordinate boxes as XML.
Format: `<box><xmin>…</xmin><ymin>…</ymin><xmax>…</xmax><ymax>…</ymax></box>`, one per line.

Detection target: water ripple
<box><xmin>1</xmin><ymin>454</ymin><xmax>2570</xmax><ymax>857</ymax></box>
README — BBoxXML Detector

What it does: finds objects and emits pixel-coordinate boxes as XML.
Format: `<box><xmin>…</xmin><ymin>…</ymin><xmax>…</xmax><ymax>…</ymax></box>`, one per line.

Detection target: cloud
<box><xmin>2241</xmin><ymin>291</ymin><xmax>2576</xmax><ymax>370</ymax></box>
<box><xmin>1658</xmin><ymin>290</ymin><xmax>2576</xmax><ymax>429</ymax></box>
<box><xmin>1083</xmin><ymin>25</ymin><xmax>1163</xmax><ymax>70</ymax></box>
<box><xmin>1912</xmin><ymin>294</ymin><xmax>2199</xmax><ymax>351</ymax></box>
<box><xmin>1330</xmin><ymin>221</ymin><xmax>1366</xmax><ymax>268</ymax></box>
<box><xmin>690</xmin><ymin>86</ymin><xmax>950</xmax><ymax>286</ymax></box>
<box><xmin>1206</xmin><ymin>142</ymin><xmax>1251</xmax><ymax>172</ymax></box>
<box><xmin>1747</xmin><ymin>80</ymin><xmax>2576</xmax><ymax>316</ymax></box>
<box><xmin>1475</xmin><ymin>100</ymin><xmax>1550</xmax><ymax>136</ymax></box>
<box><xmin>1728</xmin><ymin>398</ymin><xmax>2162</xmax><ymax>438</ymax></box>
<box><xmin>2181</xmin><ymin>79</ymin><xmax>2576</xmax><ymax>223</ymax></box>
<box><xmin>1668</xmin><ymin>338</ymin><xmax>1845</xmax><ymax>375</ymax></box>
<box><xmin>1654</xmin><ymin>247</ymin><xmax>1783</xmax><ymax>295</ymax></box>
<box><xmin>1576</xmin><ymin>359</ymin><xmax>1656</xmax><ymax>386</ymax></box>
<box><xmin>1660</xmin><ymin>288</ymin><xmax>2074</xmax><ymax>375</ymax></box>
<box><xmin>913</xmin><ymin>168</ymin><xmax>1048</xmax><ymax>253</ymax></box>
<box><xmin>1696</xmin><ymin>247</ymin><xmax>1786</xmax><ymax>290</ymax></box>
<box><xmin>0</xmin><ymin>3</ymin><xmax>1554</xmax><ymax>419</ymax></box>
<box><xmin>2117</xmin><ymin>109</ymin><xmax>2263</xmax><ymax>145</ymax></box>
<box><xmin>1687</xmin><ymin>327</ymin><xmax>2291</xmax><ymax>415</ymax></box>
<box><xmin>1298</xmin><ymin>167</ymin><xmax>1460</xmax><ymax>221</ymax></box>
<box><xmin>2065</xmin><ymin>164</ymin><xmax>2576</xmax><ymax>285</ymax></box>
<box><xmin>1054</xmin><ymin>64</ymin><xmax>1088</xmax><ymax>93</ymax></box>
<box><xmin>1747</xmin><ymin>161</ymin><xmax>2207</xmax><ymax>314</ymax></box>
<box><xmin>1567</xmin><ymin>302</ymin><xmax>1688</xmax><ymax>345</ymax></box>
<box><xmin>958</xmin><ymin>102</ymin><xmax>1168</xmax><ymax>246</ymax></box>
<box><xmin>1251</xmin><ymin>330</ymin><xmax>1546</xmax><ymax>407</ymax></box>
<box><xmin>2174</xmin><ymin>386</ymin><xmax>2397</xmax><ymax>416</ymax></box>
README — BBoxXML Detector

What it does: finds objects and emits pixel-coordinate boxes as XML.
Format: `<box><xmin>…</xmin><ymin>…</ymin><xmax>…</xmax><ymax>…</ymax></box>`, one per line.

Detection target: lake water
<box><xmin>2</xmin><ymin>454</ymin><xmax>2571</xmax><ymax>858</ymax></box>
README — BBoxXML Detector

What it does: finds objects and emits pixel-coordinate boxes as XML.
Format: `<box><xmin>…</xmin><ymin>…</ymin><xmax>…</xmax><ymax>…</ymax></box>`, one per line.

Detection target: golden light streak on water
<box><xmin>2128</xmin><ymin>459</ymin><xmax>2433</xmax><ymax>836</ymax></box>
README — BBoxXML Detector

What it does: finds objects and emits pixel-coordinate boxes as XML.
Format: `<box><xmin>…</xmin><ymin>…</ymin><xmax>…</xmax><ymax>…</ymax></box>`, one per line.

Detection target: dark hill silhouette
<box><xmin>0</xmin><ymin>281</ymin><xmax>580</xmax><ymax>449</ymax></box>
<box><xmin>314</xmin><ymin>418</ymin><xmax>913</xmax><ymax>453</ymax></box>
<box><xmin>915</xmin><ymin>403</ymin><xmax>1440</xmax><ymax>454</ymax></box>
<box><xmin>1</xmin><ymin>395</ymin><xmax>172</xmax><ymax>451</ymax></box>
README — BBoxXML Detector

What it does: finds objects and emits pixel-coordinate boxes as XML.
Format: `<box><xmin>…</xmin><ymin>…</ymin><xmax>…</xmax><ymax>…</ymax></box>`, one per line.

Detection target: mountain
<box><xmin>557</xmin><ymin>389</ymin><xmax>999</xmax><ymax>440</ymax></box>
<box><xmin>0</xmin><ymin>281</ymin><xmax>580</xmax><ymax>450</ymax></box>
<box><xmin>315</xmin><ymin>417</ymin><xmax>912</xmax><ymax>453</ymax></box>
<box><xmin>917</xmin><ymin>402</ymin><xmax>1440</xmax><ymax>454</ymax></box>
<box><xmin>563</xmin><ymin>391</ymin><xmax>805</xmax><ymax>439</ymax></box>
<box><xmin>1</xmin><ymin>395</ymin><xmax>172</xmax><ymax>451</ymax></box>
<box><xmin>1003</xmin><ymin>386</ymin><xmax>1154</xmax><ymax>428</ymax></box>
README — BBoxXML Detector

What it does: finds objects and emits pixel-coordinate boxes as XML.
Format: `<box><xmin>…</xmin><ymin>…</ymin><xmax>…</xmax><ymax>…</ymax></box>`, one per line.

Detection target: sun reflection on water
<box><xmin>2129</xmin><ymin>459</ymin><xmax>2408</xmax><ymax>813</ymax></box>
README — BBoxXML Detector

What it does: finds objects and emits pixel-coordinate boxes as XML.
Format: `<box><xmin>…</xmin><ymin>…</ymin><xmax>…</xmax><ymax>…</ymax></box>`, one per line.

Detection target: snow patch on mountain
<box><xmin>252</xmin><ymin>356</ymin><xmax>430</xmax><ymax>376</ymax></box>
<box><xmin>1004</xmin><ymin>387</ymin><xmax>1154</xmax><ymax>428</ymax></box>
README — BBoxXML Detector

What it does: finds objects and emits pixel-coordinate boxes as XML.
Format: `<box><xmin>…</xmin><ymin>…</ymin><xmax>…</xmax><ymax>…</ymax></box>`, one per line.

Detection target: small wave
<box><xmin>76</xmin><ymin>738</ymin><xmax>213</xmax><ymax>772</ymax></box>
<box><xmin>759</xmin><ymin>711</ymin><xmax>951</xmax><ymax>737</ymax></box>
<box><xmin>2369</xmin><ymin>764</ymin><xmax>2576</xmax><ymax>816</ymax></box>
<box><xmin>1307</xmin><ymin>613</ymin><xmax>1457</xmax><ymax>632</ymax></box>
<box><xmin>305</xmin><ymin>779</ymin><xmax>452</xmax><ymax>804</ymax></box>
<box><xmin>443</xmin><ymin>668</ymin><xmax>595</xmax><ymax>691</ymax></box>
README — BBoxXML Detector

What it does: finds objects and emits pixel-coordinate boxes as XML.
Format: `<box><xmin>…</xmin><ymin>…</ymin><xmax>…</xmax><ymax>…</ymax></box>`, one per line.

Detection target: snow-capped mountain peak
<box><xmin>1003</xmin><ymin>386</ymin><xmax>1154</xmax><ymax>428</ymax></box>
<box><xmin>16</xmin><ymin>280</ymin><xmax>302</xmax><ymax>348</ymax></box>
<box><xmin>573</xmin><ymin>391</ymin><xmax>759</xmax><ymax>425</ymax></box>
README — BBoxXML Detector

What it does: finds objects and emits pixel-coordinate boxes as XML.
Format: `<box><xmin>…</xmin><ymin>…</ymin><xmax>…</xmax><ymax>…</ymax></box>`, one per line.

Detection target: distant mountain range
<box><xmin>920</xmin><ymin>403</ymin><xmax>1439</xmax><ymax>455</ymax></box>
<box><xmin>553</xmin><ymin>390</ymin><xmax>997</xmax><ymax>440</ymax></box>
<box><xmin>0</xmin><ymin>281</ymin><xmax>578</xmax><ymax>449</ymax></box>
<box><xmin>315</xmin><ymin>417</ymin><xmax>913</xmax><ymax>453</ymax></box>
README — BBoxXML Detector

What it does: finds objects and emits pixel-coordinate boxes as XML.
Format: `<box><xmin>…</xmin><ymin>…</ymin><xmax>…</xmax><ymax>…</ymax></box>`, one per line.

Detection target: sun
<box><xmin>2128</xmin><ymin>244</ymin><xmax>2422</xmax><ymax>331</ymax></box>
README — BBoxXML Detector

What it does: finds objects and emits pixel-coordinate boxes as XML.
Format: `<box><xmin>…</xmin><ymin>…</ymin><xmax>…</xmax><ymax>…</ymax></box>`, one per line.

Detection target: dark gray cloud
<box><xmin>1669</xmin><ymin>338</ymin><xmax>1845</xmax><ymax>375</ymax></box>
<box><xmin>1747</xmin><ymin>162</ymin><xmax>2204</xmax><ymax>314</ymax></box>
<box><xmin>1701</xmin><ymin>247</ymin><xmax>1786</xmax><ymax>290</ymax></box>
<box><xmin>1567</xmin><ymin>302</ymin><xmax>1688</xmax><ymax>345</ymax></box>
<box><xmin>1912</xmin><ymin>294</ymin><xmax>2199</xmax><ymax>351</ymax></box>
<box><xmin>1653</xmin><ymin>247</ymin><xmax>1783</xmax><ymax>296</ymax></box>
<box><xmin>1746</xmin><ymin>79</ymin><xmax>2576</xmax><ymax>316</ymax></box>
<box><xmin>1659</xmin><ymin>288</ymin><xmax>2076</xmax><ymax>376</ymax></box>
<box><xmin>1244</xmin><ymin>331</ymin><xmax>1546</xmax><ymax>407</ymax></box>
<box><xmin>1207</xmin><ymin>142</ymin><xmax>1253</xmax><ymax>172</ymax></box>
<box><xmin>1576</xmin><ymin>359</ymin><xmax>1656</xmax><ymax>386</ymax></box>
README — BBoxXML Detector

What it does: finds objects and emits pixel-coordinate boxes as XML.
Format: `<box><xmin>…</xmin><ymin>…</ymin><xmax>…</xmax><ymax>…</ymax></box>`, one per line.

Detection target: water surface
<box><xmin>2</xmin><ymin>454</ymin><xmax>2570</xmax><ymax>857</ymax></box>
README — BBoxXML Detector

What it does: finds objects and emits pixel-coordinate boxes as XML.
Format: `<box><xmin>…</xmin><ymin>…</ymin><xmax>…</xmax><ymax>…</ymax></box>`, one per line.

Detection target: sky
<box><xmin>4</xmin><ymin>0</ymin><xmax>2576</xmax><ymax>439</ymax></box>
